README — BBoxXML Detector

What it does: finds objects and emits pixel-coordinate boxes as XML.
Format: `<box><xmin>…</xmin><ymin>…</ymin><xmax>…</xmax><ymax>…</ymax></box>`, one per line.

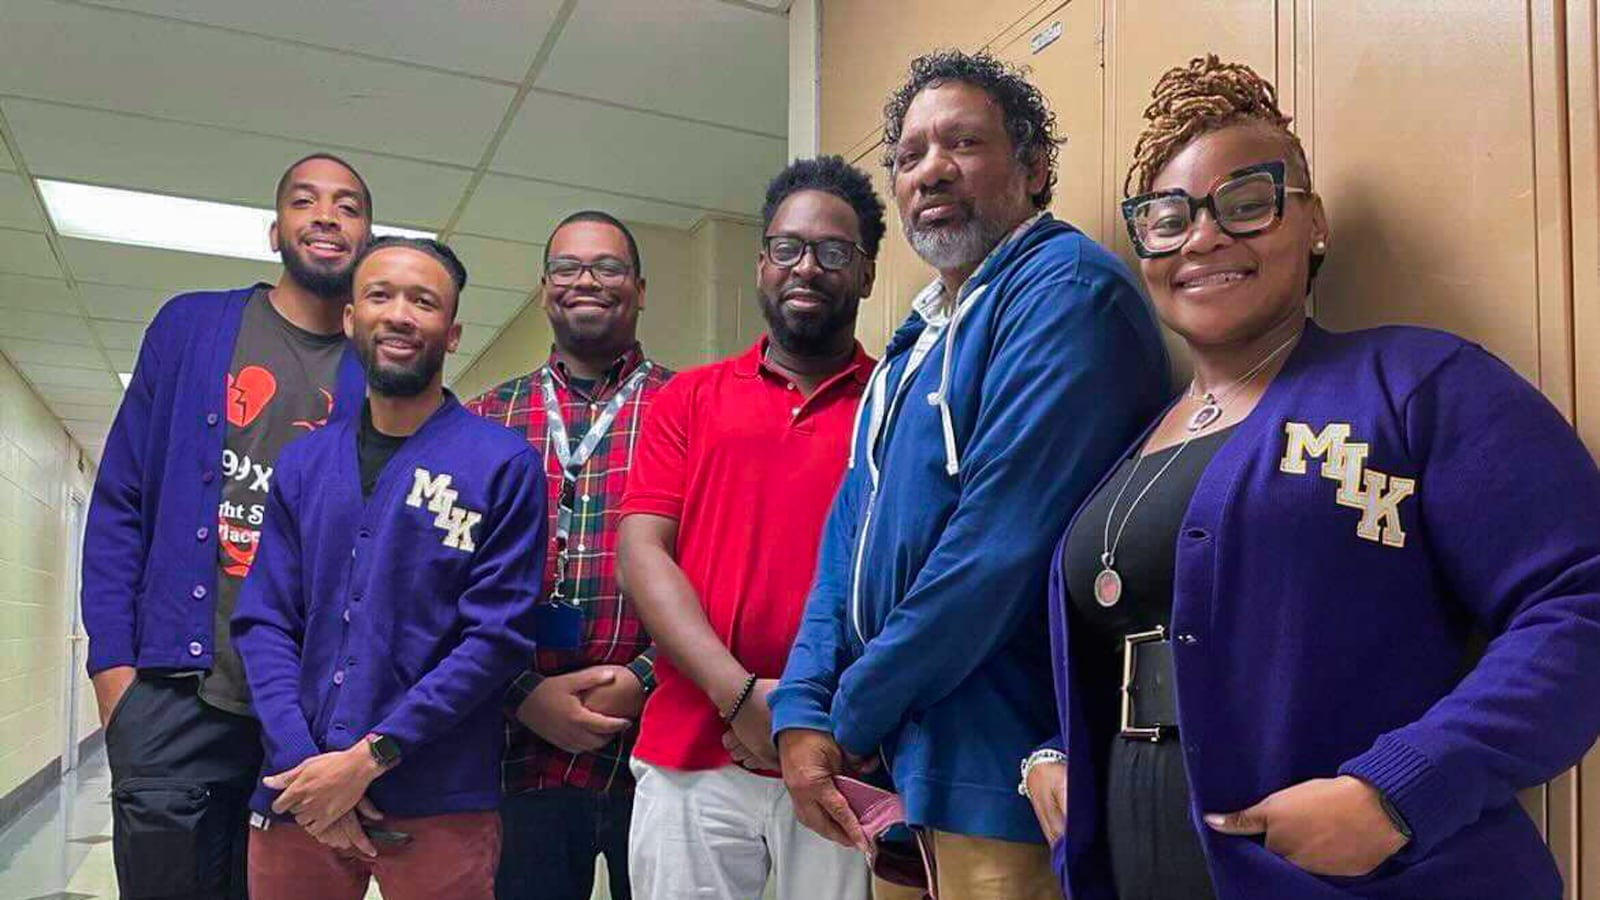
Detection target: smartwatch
<box><xmin>366</xmin><ymin>733</ymin><xmax>401</xmax><ymax>770</ymax></box>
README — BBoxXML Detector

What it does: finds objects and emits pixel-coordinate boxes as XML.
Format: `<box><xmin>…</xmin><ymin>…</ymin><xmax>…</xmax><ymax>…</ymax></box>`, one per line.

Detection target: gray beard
<box><xmin>905</xmin><ymin>216</ymin><xmax>1010</xmax><ymax>271</ymax></box>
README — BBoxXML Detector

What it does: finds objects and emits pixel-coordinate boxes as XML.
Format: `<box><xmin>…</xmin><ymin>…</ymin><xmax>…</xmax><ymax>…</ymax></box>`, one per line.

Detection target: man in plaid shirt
<box><xmin>465</xmin><ymin>210</ymin><xmax>673</xmax><ymax>900</ymax></box>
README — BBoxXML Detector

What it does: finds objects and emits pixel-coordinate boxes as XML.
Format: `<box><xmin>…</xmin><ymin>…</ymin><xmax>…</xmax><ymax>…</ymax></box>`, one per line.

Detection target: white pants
<box><xmin>629</xmin><ymin>759</ymin><xmax>871</xmax><ymax>900</ymax></box>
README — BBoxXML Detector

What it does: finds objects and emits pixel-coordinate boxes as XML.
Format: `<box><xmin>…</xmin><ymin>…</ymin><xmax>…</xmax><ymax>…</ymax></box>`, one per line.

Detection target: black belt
<box><xmin>1120</xmin><ymin>626</ymin><xmax>1178</xmax><ymax>741</ymax></box>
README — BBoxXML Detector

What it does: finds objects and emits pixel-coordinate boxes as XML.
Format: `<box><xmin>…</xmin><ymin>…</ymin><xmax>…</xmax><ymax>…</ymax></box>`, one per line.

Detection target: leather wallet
<box><xmin>833</xmin><ymin>775</ymin><xmax>937</xmax><ymax>899</ymax></box>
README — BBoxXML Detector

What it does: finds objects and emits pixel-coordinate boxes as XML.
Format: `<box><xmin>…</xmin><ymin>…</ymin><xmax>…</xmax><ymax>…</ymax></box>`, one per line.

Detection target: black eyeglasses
<box><xmin>545</xmin><ymin>256</ymin><xmax>634</xmax><ymax>286</ymax></box>
<box><xmin>1121</xmin><ymin>160</ymin><xmax>1311</xmax><ymax>258</ymax></box>
<box><xmin>762</xmin><ymin>235</ymin><xmax>869</xmax><ymax>271</ymax></box>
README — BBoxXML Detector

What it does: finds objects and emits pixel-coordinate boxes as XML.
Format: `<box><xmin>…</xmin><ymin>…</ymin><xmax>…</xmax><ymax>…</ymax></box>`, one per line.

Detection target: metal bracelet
<box><xmin>1017</xmin><ymin>748</ymin><xmax>1068</xmax><ymax>798</ymax></box>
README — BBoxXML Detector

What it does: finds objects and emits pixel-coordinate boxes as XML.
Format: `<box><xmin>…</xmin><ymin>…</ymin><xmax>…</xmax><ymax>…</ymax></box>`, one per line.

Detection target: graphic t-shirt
<box><xmin>206</xmin><ymin>286</ymin><xmax>346</xmax><ymax>714</ymax></box>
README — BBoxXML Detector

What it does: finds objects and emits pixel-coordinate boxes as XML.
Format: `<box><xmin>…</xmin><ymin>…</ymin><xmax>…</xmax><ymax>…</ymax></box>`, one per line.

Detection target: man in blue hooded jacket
<box><xmin>770</xmin><ymin>50</ymin><xmax>1170</xmax><ymax>898</ymax></box>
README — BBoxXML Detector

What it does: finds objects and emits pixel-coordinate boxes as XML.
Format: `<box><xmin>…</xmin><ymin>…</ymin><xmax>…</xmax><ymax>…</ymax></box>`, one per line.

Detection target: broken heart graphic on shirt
<box><xmin>227</xmin><ymin>365</ymin><xmax>278</xmax><ymax>428</ymax></box>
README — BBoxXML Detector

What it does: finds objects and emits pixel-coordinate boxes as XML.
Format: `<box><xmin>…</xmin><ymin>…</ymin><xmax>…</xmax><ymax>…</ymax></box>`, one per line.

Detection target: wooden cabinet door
<box><xmin>1302</xmin><ymin>2</ymin><xmax>1555</xmax><ymax>391</ymax></box>
<box><xmin>820</xmin><ymin>0</ymin><xmax>1059</xmax><ymax>156</ymax></box>
<box><xmin>993</xmin><ymin>1</ymin><xmax>1108</xmax><ymax>242</ymax></box>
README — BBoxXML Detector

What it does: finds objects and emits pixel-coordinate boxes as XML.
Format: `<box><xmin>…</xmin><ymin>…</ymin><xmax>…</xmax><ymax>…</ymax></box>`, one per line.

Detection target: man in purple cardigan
<box><xmin>233</xmin><ymin>237</ymin><xmax>544</xmax><ymax>899</ymax></box>
<box><xmin>81</xmin><ymin>154</ymin><xmax>371</xmax><ymax>899</ymax></box>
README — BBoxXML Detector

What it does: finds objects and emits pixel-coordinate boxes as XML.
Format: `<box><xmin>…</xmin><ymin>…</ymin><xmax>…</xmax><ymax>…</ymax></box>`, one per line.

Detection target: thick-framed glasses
<box><xmin>1121</xmin><ymin>160</ymin><xmax>1311</xmax><ymax>259</ymax></box>
<box><xmin>762</xmin><ymin>235</ymin><xmax>868</xmax><ymax>271</ymax></box>
<box><xmin>545</xmin><ymin>256</ymin><xmax>634</xmax><ymax>286</ymax></box>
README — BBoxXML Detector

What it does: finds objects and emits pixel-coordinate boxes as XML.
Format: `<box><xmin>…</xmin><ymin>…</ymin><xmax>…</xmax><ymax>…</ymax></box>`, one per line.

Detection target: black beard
<box><xmin>358</xmin><ymin>335</ymin><xmax>445</xmax><ymax>398</ymax></box>
<box><xmin>757</xmin><ymin>288</ymin><xmax>858</xmax><ymax>357</ymax></box>
<box><xmin>280</xmin><ymin>241</ymin><xmax>355</xmax><ymax>300</ymax></box>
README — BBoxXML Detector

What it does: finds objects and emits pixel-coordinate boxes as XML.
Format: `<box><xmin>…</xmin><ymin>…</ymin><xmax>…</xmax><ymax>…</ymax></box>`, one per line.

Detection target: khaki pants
<box><xmin>871</xmin><ymin>831</ymin><xmax>1060</xmax><ymax>900</ymax></box>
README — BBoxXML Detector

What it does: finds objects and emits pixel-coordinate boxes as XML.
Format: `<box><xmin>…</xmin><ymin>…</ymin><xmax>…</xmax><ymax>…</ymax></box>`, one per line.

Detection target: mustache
<box><xmin>779</xmin><ymin>280</ymin><xmax>837</xmax><ymax>303</ymax></box>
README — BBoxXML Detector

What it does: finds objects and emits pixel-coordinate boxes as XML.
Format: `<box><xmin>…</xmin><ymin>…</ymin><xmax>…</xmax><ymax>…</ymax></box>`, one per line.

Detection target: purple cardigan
<box><xmin>1048</xmin><ymin>323</ymin><xmax>1600</xmax><ymax>899</ymax></box>
<box><xmin>232</xmin><ymin>396</ymin><xmax>545</xmax><ymax>816</ymax></box>
<box><xmin>81</xmin><ymin>286</ymin><xmax>366</xmax><ymax>676</ymax></box>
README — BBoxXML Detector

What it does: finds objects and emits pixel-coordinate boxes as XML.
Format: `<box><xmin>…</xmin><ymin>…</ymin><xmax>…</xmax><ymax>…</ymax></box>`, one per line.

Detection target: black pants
<box><xmin>1106</xmin><ymin>736</ymin><xmax>1217</xmax><ymax>900</ymax></box>
<box><xmin>497</xmin><ymin>787</ymin><xmax>634</xmax><ymax>900</ymax></box>
<box><xmin>105</xmin><ymin>675</ymin><xmax>262</xmax><ymax>900</ymax></box>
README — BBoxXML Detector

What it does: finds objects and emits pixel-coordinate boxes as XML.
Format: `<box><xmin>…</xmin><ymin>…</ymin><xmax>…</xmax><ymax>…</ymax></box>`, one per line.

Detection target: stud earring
<box><xmin>1312</xmin><ymin>240</ymin><xmax>1328</xmax><ymax>254</ymax></box>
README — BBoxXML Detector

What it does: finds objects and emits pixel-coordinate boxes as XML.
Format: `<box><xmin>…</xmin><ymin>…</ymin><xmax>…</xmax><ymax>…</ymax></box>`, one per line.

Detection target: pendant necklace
<box><xmin>1094</xmin><ymin>330</ymin><xmax>1302</xmax><ymax>608</ymax></box>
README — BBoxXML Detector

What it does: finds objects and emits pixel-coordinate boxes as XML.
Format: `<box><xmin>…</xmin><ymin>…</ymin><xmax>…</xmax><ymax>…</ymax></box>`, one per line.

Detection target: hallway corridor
<box><xmin>0</xmin><ymin>745</ymin><xmax>114</xmax><ymax>900</ymax></box>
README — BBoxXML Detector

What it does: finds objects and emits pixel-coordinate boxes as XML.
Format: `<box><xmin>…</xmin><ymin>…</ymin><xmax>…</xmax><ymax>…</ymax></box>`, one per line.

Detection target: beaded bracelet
<box><xmin>721</xmin><ymin>673</ymin><xmax>758</xmax><ymax>723</ymax></box>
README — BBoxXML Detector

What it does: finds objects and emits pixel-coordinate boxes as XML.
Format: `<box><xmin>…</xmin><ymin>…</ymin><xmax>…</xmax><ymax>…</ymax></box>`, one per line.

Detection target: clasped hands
<box><xmin>263</xmin><ymin>742</ymin><xmax>387</xmax><ymax>858</ymax></box>
<box><xmin>514</xmin><ymin>664</ymin><xmax>645</xmax><ymax>753</ymax></box>
<box><xmin>1026</xmin><ymin>764</ymin><xmax>1409</xmax><ymax>879</ymax></box>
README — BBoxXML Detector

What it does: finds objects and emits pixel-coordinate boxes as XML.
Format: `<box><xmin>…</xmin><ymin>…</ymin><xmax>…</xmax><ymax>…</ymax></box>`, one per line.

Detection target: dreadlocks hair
<box><xmin>881</xmin><ymin>50</ymin><xmax>1064</xmax><ymax>210</ymax></box>
<box><xmin>1124</xmin><ymin>54</ymin><xmax>1310</xmax><ymax>197</ymax></box>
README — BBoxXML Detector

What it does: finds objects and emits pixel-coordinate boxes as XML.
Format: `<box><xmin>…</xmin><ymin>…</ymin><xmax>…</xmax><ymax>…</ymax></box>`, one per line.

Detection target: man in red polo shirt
<box><xmin>617</xmin><ymin>156</ymin><xmax>882</xmax><ymax>900</ymax></box>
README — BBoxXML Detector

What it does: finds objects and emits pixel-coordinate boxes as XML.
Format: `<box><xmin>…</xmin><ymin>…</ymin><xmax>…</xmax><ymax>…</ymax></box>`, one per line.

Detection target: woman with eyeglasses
<box><xmin>1021</xmin><ymin>55</ymin><xmax>1600</xmax><ymax>900</ymax></box>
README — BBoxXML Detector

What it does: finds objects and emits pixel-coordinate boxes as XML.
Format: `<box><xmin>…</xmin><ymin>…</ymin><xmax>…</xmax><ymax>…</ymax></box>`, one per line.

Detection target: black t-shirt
<box><xmin>207</xmin><ymin>286</ymin><xmax>345</xmax><ymax>715</ymax></box>
<box><xmin>358</xmin><ymin>401</ymin><xmax>410</xmax><ymax>498</ymax></box>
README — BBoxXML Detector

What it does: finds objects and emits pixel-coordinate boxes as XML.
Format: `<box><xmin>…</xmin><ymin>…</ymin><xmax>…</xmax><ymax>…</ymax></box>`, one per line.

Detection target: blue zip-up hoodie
<box><xmin>771</xmin><ymin>215</ymin><xmax>1171</xmax><ymax>842</ymax></box>
<box><xmin>82</xmin><ymin>286</ymin><xmax>366</xmax><ymax>676</ymax></box>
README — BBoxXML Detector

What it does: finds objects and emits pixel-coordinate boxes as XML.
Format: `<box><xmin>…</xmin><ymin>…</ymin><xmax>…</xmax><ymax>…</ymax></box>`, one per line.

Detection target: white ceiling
<box><xmin>0</xmin><ymin>0</ymin><xmax>789</xmax><ymax>459</ymax></box>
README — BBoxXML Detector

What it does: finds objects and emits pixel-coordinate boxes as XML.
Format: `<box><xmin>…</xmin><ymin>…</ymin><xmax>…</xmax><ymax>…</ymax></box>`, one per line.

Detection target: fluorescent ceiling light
<box><xmin>38</xmin><ymin>179</ymin><xmax>432</xmax><ymax>262</ymax></box>
<box><xmin>118</xmin><ymin>372</ymin><xmax>133</xmax><ymax>388</ymax></box>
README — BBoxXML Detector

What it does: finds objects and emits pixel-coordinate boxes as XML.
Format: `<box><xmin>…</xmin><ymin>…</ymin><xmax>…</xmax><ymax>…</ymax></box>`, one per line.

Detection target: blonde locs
<box><xmin>1124</xmin><ymin>54</ymin><xmax>1309</xmax><ymax>197</ymax></box>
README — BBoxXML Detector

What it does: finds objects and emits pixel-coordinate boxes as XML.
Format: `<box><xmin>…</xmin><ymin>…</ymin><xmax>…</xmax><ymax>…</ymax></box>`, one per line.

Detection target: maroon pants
<box><xmin>248</xmin><ymin>811</ymin><xmax>500</xmax><ymax>900</ymax></box>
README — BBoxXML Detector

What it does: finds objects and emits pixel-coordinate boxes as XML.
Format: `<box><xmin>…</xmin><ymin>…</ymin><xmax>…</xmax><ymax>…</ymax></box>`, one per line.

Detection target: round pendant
<box><xmin>1186</xmin><ymin>402</ymin><xmax>1223</xmax><ymax>433</ymax></box>
<box><xmin>1094</xmin><ymin>567</ymin><xmax>1124</xmax><ymax>608</ymax></box>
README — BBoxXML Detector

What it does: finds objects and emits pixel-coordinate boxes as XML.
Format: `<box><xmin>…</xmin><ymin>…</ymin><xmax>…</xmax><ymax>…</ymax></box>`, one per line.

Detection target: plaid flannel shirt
<box><xmin>464</xmin><ymin>344</ymin><xmax>673</xmax><ymax>794</ymax></box>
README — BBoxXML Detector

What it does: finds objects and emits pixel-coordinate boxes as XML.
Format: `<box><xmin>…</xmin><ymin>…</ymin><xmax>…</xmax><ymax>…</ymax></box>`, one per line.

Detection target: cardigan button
<box><xmin>192</xmin><ymin>585</ymin><xmax>207</xmax><ymax>600</ymax></box>
<box><xmin>187</xmin><ymin>641</ymin><xmax>204</xmax><ymax>657</ymax></box>
<box><xmin>195</xmin><ymin>527</ymin><xmax>209</xmax><ymax>541</ymax></box>
<box><xmin>332</xmin><ymin>670</ymin><xmax>345</xmax><ymax>686</ymax></box>
<box><xmin>206</xmin><ymin>412</ymin><xmax>219</xmax><ymax>426</ymax></box>
<box><xmin>202</xmin><ymin>470</ymin><xmax>215</xmax><ymax>484</ymax></box>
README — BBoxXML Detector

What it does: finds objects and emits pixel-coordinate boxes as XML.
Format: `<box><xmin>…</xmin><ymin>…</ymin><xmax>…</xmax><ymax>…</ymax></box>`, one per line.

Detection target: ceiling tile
<box><xmin>3</xmin><ymin>99</ymin><xmax>471</xmax><ymax>231</ymax></box>
<box><xmin>493</xmin><ymin>92</ymin><xmax>783</xmax><ymax>214</ymax></box>
<box><xmin>447</xmin><ymin>235</ymin><xmax>542</xmax><ymax>292</ymax></box>
<box><xmin>0</xmin><ymin>172</ymin><xmax>46</xmax><ymax>232</ymax></box>
<box><xmin>89</xmin><ymin>318</ymin><xmax>149</xmax><ymax>352</ymax></box>
<box><xmin>98</xmin><ymin>0</ymin><xmax>565</xmax><ymax>83</ymax></box>
<box><xmin>78</xmin><ymin>282</ymin><xmax>171</xmax><ymax>322</ymax></box>
<box><xmin>104</xmin><ymin>348</ymin><xmax>137</xmax><ymax>372</ymax></box>
<box><xmin>64</xmin><ymin>419</ymin><xmax>112</xmax><ymax>447</ymax></box>
<box><xmin>35</xmin><ymin>383</ymin><xmax>123</xmax><ymax>408</ymax></box>
<box><xmin>0</xmin><ymin>137</ymin><xmax>16</xmax><ymax>172</ymax></box>
<box><xmin>536</xmin><ymin>0</ymin><xmax>788</xmax><ymax>136</ymax></box>
<box><xmin>0</xmin><ymin>337</ymin><xmax>106</xmax><ymax>370</ymax></box>
<box><xmin>0</xmin><ymin>1</ymin><xmax>513</xmax><ymax>166</ymax></box>
<box><xmin>61</xmin><ymin>238</ymin><xmax>277</xmax><ymax>295</ymax></box>
<box><xmin>49</xmin><ymin>400</ymin><xmax>121</xmax><ymax>421</ymax></box>
<box><xmin>454</xmin><ymin>327</ymin><xmax>494</xmax><ymax>358</ymax></box>
<box><xmin>0</xmin><ymin>273</ymin><xmax>75</xmax><ymax>313</ymax></box>
<box><xmin>455</xmin><ymin>174</ymin><xmax>702</xmax><ymax>244</ymax></box>
<box><xmin>3</xmin><ymin>309</ymin><xmax>87</xmax><ymax>344</ymax></box>
<box><xmin>0</xmin><ymin>229</ymin><xmax>65</xmax><ymax>278</ymax></box>
<box><xmin>458</xmin><ymin>285</ymin><xmax>530</xmax><ymax>329</ymax></box>
<box><xmin>19</xmin><ymin>362</ymin><xmax>119</xmax><ymax>391</ymax></box>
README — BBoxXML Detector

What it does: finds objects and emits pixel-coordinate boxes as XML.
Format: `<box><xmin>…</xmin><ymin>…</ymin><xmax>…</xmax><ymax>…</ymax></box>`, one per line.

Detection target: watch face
<box><xmin>369</xmin><ymin>735</ymin><xmax>400</xmax><ymax>764</ymax></box>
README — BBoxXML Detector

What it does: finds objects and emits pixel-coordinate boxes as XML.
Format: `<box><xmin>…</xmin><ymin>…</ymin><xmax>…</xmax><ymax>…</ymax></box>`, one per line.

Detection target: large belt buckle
<box><xmin>1120</xmin><ymin>625</ymin><xmax>1169</xmax><ymax>742</ymax></box>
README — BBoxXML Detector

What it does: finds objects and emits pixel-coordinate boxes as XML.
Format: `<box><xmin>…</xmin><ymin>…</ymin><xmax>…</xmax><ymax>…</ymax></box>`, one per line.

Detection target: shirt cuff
<box><xmin>1338</xmin><ymin>734</ymin><xmax>1459</xmax><ymax>859</ymax></box>
<box><xmin>504</xmin><ymin>669</ymin><xmax>544</xmax><ymax>715</ymax></box>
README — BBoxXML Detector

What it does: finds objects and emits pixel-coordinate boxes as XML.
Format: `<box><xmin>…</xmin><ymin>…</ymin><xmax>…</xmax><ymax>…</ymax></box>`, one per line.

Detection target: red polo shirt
<box><xmin>620</xmin><ymin>336</ymin><xmax>874</xmax><ymax>771</ymax></box>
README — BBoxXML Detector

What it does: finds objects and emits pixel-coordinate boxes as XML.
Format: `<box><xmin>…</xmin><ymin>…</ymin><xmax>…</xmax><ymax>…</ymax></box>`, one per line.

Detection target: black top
<box><xmin>358</xmin><ymin>401</ymin><xmax>411</xmax><ymax>498</ymax></box>
<box><xmin>208</xmin><ymin>286</ymin><xmax>344</xmax><ymax>715</ymax></box>
<box><xmin>1062</xmin><ymin>425</ymin><xmax>1237</xmax><ymax>653</ymax></box>
<box><xmin>1060</xmin><ymin>424</ymin><xmax>1236</xmax><ymax>900</ymax></box>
